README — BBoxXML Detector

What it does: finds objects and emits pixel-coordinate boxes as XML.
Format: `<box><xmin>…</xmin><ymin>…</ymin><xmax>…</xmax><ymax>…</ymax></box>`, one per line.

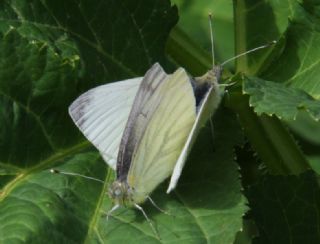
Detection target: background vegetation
<box><xmin>0</xmin><ymin>0</ymin><xmax>320</xmax><ymax>243</ymax></box>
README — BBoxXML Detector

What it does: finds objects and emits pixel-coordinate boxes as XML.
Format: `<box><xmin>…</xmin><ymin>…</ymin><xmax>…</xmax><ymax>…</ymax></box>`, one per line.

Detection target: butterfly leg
<box><xmin>106</xmin><ymin>204</ymin><xmax>120</xmax><ymax>221</ymax></box>
<box><xmin>134</xmin><ymin>203</ymin><xmax>160</xmax><ymax>239</ymax></box>
<box><xmin>147</xmin><ymin>196</ymin><xmax>169</xmax><ymax>215</ymax></box>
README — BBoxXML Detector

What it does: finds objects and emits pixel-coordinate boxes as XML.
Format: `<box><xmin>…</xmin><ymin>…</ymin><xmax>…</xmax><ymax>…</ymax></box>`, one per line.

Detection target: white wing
<box><xmin>167</xmin><ymin>69</ymin><xmax>222</xmax><ymax>193</ymax></box>
<box><xmin>68</xmin><ymin>77</ymin><xmax>142</xmax><ymax>169</ymax></box>
<box><xmin>125</xmin><ymin>66</ymin><xmax>197</xmax><ymax>203</ymax></box>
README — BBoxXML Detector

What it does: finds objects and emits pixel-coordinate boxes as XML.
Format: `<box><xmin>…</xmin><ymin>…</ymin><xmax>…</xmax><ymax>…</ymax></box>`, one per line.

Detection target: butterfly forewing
<box><xmin>68</xmin><ymin>77</ymin><xmax>142</xmax><ymax>169</ymax></box>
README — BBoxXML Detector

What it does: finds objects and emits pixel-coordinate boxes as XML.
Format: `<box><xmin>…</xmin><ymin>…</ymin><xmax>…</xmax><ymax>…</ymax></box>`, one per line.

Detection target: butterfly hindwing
<box><xmin>123</xmin><ymin>65</ymin><xmax>197</xmax><ymax>203</ymax></box>
<box><xmin>167</xmin><ymin>67</ymin><xmax>222</xmax><ymax>193</ymax></box>
<box><xmin>167</xmin><ymin>68</ymin><xmax>221</xmax><ymax>193</ymax></box>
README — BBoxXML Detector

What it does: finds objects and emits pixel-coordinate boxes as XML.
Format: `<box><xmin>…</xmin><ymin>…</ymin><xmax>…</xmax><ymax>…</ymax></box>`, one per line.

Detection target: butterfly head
<box><xmin>210</xmin><ymin>65</ymin><xmax>222</xmax><ymax>83</ymax></box>
<box><xmin>195</xmin><ymin>65</ymin><xmax>222</xmax><ymax>87</ymax></box>
<box><xmin>108</xmin><ymin>180</ymin><xmax>134</xmax><ymax>206</ymax></box>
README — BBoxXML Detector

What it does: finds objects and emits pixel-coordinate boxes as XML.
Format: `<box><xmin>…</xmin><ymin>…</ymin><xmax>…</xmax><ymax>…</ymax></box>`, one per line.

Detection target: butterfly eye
<box><xmin>114</xmin><ymin>188</ymin><xmax>122</xmax><ymax>196</ymax></box>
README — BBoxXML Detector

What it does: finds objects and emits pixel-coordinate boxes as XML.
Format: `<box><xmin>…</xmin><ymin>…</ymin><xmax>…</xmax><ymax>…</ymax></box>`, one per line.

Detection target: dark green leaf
<box><xmin>0</xmin><ymin>153</ymin><xmax>106</xmax><ymax>243</ymax></box>
<box><xmin>263</xmin><ymin>2</ymin><xmax>320</xmax><ymax>99</ymax></box>
<box><xmin>246</xmin><ymin>171</ymin><xmax>320</xmax><ymax>244</ymax></box>
<box><xmin>0</xmin><ymin>0</ymin><xmax>178</xmax><ymax>84</ymax></box>
<box><xmin>0</xmin><ymin>28</ymin><xmax>81</xmax><ymax>168</ymax></box>
<box><xmin>308</xmin><ymin>156</ymin><xmax>320</xmax><ymax>174</ymax></box>
<box><xmin>234</xmin><ymin>0</ymin><xmax>299</xmax><ymax>75</ymax></box>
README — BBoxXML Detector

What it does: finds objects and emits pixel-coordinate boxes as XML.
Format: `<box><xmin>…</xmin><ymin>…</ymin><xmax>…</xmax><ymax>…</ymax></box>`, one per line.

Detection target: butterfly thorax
<box><xmin>108</xmin><ymin>181</ymin><xmax>135</xmax><ymax>207</ymax></box>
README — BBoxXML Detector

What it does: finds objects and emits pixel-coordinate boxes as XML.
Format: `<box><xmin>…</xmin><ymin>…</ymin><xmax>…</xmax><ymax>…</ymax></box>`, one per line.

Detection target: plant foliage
<box><xmin>0</xmin><ymin>0</ymin><xmax>320</xmax><ymax>243</ymax></box>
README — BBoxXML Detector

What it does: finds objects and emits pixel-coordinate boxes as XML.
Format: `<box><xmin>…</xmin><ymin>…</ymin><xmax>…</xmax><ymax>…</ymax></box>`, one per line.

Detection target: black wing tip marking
<box><xmin>68</xmin><ymin>90</ymin><xmax>93</xmax><ymax>127</ymax></box>
<box><xmin>150</xmin><ymin>63</ymin><xmax>167</xmax><ymax>75</ymax></box>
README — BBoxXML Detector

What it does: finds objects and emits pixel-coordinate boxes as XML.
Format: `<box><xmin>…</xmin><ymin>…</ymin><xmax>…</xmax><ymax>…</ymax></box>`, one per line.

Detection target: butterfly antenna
<box><xmin>50</xmin><ymin>169</ymin><xmax>104</xmax><ymax>184</ymax></box>
<box><xmin>106</xmin><ymin>204</ymin><xmax>120</xmax><ymax>221</ymax></box>
<box><xmin>221</xmin><ymin>40</ymin><xmax>277</xmax><ymax>66</ymax></box>
<box><xmin>209</xmin><ymin>13</ymin><xmax>215</xmax><ymax>67</ymax></box>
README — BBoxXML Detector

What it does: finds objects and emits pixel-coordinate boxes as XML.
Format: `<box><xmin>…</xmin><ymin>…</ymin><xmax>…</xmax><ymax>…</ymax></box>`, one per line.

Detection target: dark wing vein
<box><xmin>116</xmin><ymin>63</ymin><xmax>168</xmax><ymax>180</ymax></box>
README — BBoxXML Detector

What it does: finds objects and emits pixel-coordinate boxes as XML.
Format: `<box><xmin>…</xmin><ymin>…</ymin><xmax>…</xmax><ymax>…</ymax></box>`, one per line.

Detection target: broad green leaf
<box><xmin>0</xmin><ymin>1</ymin><xmax>247</xmax><ymax>243</ymax></box>
<box><xmin>243</xmin><ymin>76</ymin><xmax>320</xmax><ymax>121</ymax></box>
<box><xmin>263</xmin><ymin>2</ymin><xmax>320</xmax><ymax>99</ymax></box>
<box><xmin>0</xmin><ymin>152</ymin><xmax>107</xmax><ymax>243</ymax></box>
<box><xmin>0</xmin><ymin>0</ymin><xmax>178</xmax><ymax>84</ymax></box>
<box><xmin>234</xmin><ymin>0</ymin><xmax>299</xmax><ymax>75</ymax></box>
<box><xmin>0</xmin><ymin>28</ymin><xmax>82</xmax><ymax>168</ymax></box>
<box><xmin>246</xmin><ymin>171</ymin><xmax>320</xmax><ymax>244</ymax></box>
<box><xmin>303</xmin><ymin>0</ymin><xmax>320</xmax><ymax>19</ymax></box>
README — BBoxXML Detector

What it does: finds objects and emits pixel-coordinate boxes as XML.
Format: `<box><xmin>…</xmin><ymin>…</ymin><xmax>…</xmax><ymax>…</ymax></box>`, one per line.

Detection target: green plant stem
<box><xmin>233</xmin><ymin>0</ymin><xmax>249</xmax><ymax>73</ymax></box>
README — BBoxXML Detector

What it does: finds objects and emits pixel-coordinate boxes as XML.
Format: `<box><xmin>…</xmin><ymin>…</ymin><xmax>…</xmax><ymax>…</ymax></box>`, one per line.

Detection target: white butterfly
<box><xmin>69</xmin><ymin>63</ymin><xmax>222</xmax><ymax>205</ymax></box>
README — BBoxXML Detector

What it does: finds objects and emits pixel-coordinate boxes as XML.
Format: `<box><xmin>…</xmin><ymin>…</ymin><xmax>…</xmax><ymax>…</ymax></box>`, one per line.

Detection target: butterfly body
<box><xmin>196</xmin><ymin>66</ymin><xmax>222</xmax><ymax>128</ymax></box>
